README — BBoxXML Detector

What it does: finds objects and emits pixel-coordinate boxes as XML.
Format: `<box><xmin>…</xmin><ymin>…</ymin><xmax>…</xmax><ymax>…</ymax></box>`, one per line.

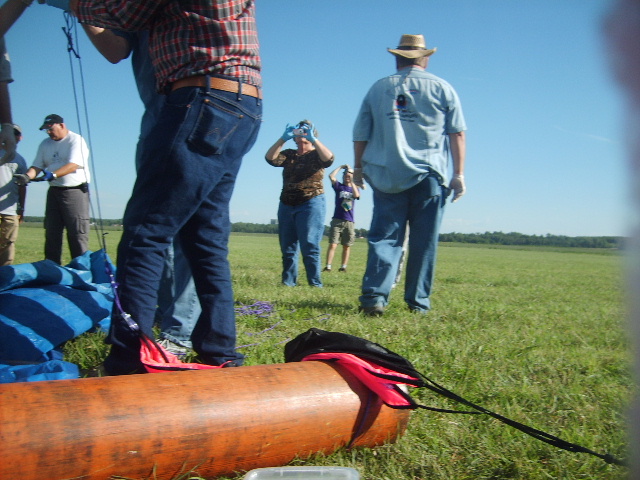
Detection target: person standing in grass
<box><xmin>323</xmin><ymin>164</ymin><xmax>360</xmax><ymax>273</ymax></box>
<box><xmin>353</xmin><ymin>34</ymin><xmax>467</xmax><ymax>316</ymax></box>
<box><xmin>72</xmin><ymin>0</ymin><xmax>262</xmax><ymax>374</ymax></box>
<box><xmin>265</xmin><ymin>120</ymin><xmax>334</xmax><ymax>287</ymax></box>
<box><xmin>77</xmin><ymin>24</ymin><xmax>200</xmax><ymax>356</ymax></box>
<box><xmin>0</xmin><ymin>124</ymin><xmax>26</xmax><ymax>265</ymax></box>
<box><xmin>42</xmin><ymin>1</ymin><xmax>200</xmax><ymax>355</ymax></box>
<box><xmin>16</xmin><ymin>114</ymin><xmax>91</xmax><ymax>265</ymax></box>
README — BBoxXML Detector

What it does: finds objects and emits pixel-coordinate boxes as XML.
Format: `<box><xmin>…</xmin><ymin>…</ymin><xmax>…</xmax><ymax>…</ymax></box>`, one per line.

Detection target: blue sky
<box><xmin>3</xmin><ymin>0</ymin><xmax>628</xmax><ymax>237</ymax></box>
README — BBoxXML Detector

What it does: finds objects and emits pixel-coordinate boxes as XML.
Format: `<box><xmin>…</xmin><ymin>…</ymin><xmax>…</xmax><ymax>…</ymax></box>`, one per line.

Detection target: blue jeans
<box><xmin>105</xmin><ymin>82</ymin><xmax>262</xmax><ymax>374</ymax></box>
<box><xmin>360</xmin><ymin>175</ymin><xmax>449</xmax><ymax>311</ymax></box>
<box><xmin>156</xmin><ymin>238</ymin><xmax>200</xmax><ymax>348</ymax></box>
<box><xmin>134</xmin><ymin>98</ymin><xmax>199</xmax><ymax>350</ymax></box>
<box><xmin>277</xmin><ymin>195</ymin><xmax>325</xmax><ymax>287</ymax></box>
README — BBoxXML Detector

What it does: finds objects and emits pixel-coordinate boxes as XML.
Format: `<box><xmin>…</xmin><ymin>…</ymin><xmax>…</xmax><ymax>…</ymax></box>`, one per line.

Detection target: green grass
<box><xmin>11</xmin><ymin>225</ymin><xmax>631</xmax><ymax>479</ymax></box>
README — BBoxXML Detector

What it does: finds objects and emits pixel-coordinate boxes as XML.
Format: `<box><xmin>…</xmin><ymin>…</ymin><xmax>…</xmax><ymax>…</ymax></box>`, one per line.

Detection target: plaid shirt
<box><xmin>76</xmin><ymin>0</ymin><xmax>261</xmax><ymax>92</ymax></box>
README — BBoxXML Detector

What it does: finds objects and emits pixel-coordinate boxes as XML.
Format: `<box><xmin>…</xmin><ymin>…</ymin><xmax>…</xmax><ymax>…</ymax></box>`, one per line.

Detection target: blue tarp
<box><xmin>0</xmin><ymin>250</ymin><xmax>114</xmax><ymax>383</ymax></box>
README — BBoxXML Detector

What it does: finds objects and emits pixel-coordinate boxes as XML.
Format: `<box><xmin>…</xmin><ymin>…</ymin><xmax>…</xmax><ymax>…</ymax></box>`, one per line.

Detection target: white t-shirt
<box><xmin>32</xmin><ymin>130</ymin><xmax>91</xmax><ymax>187</ymax></box>
<box><xmin>0</xmin><ymin>151</ymin><xmax>27</xmax><ymax>215</ymax></box>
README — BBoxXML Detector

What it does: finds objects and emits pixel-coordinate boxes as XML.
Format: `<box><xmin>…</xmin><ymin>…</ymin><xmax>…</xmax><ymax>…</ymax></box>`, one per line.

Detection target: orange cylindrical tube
<box><xmin>0</xmin><ymin>361</ymin><xmax>410</xmax><ymax>480</ymax></box>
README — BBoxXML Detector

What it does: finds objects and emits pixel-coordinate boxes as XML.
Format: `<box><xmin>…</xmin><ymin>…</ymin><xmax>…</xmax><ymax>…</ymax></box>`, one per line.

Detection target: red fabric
<box><xmin>139</xmin><ymin>336</ymin><xmax>225</xmax><ymax>373</ymax></box>
<box><xmin>301</xmin><ymin>352</ymin><xmax>419</xmax><ymax>408</ymax></box>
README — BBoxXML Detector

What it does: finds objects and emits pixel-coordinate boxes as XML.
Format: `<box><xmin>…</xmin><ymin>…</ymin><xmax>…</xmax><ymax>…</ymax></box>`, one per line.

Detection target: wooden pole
<box><xmin>0</xmin><ymin>361</ymin><xmax>410</xmax><ymax>480</ymax></box>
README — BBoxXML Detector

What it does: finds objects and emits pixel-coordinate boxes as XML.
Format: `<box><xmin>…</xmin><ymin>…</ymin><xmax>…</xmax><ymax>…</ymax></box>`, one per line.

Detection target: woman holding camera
<box><xmin>265</xmin><ymin>120</ymin><xmax>334</xmax><ymax>287</ymax></box>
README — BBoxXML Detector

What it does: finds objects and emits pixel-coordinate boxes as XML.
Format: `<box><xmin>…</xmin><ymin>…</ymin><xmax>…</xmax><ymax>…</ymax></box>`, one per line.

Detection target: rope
<box><xmin>59</xmin><ymin>13</ymin><xmax>133</xmax><ymax>337</ymax></box>
<box><xmin>412</xmin><ymin>369</ymin><xmax>627</xmax><ymax>467</ymax></box>
<box><xmin>61</xmin><ymin>12</ymin><xmax>108</xmax><ymax>254</ymax></box>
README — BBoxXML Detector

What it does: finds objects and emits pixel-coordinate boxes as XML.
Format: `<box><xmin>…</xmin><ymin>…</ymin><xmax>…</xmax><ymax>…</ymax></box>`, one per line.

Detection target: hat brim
<box><xmin>39</xmin><ymin>123</ymin><xmax>53</xmax><ymax>130</ymax></box>
<box><xmin>388</xmin><ymin>47</ymin><xmax>436</xmax><ymax>59</ymax></box>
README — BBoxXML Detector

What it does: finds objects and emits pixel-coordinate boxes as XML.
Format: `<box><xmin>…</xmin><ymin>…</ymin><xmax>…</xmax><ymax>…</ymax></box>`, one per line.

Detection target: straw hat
<box><xmin>387</xmin><ymin>34</ymin><xmax>436</xmax><ymax>58</ymax></box>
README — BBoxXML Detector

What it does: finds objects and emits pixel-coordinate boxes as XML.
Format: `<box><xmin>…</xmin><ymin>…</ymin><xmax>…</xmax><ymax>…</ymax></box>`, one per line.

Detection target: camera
<box><xmin>292</xmin><ymin>123</ymin><xmax>310</xmax><ymax>137</ymax></box>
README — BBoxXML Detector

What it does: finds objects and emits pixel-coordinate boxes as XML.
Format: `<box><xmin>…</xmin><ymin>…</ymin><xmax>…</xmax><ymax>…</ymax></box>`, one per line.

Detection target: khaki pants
<box><xmin>0</xmin><ymin>214</ymin><xmax>20</xmax><ymax>266</ymax></box>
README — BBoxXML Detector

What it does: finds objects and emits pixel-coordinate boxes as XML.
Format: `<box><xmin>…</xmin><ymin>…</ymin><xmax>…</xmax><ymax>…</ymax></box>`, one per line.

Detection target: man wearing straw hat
<box><xmin>353</xmin><ymin>34</ymin><xmax>467</xmax><ymax>316</ymax></box>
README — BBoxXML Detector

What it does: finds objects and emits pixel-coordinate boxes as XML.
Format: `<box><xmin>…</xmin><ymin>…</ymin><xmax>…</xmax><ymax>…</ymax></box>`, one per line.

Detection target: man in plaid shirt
<box><xmin>72</xmin><ymin>0</ymin><xmax>262</xmax><ymax>374</ymax></box>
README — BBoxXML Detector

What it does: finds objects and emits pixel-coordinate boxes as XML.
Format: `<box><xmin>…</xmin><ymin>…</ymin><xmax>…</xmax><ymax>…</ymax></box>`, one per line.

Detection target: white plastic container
<box><xmin>243</xmin><ymin>466</ymin><xmax>360</xmax><ymax>480</ymax></box>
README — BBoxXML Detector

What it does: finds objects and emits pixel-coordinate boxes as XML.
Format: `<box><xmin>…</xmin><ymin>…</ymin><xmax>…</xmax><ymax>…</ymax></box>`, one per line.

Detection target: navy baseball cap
<box><xmin>39</xmin><ymin>114</ymin><xmax>64</xmax><ymax>130</ymax></box>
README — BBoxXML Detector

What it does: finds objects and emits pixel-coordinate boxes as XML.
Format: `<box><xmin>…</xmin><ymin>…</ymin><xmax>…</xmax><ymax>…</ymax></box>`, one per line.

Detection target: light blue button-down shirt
<box><xmin>353</xmin><ymin>66</ymin><xmax>466</xmax><ymax>193</ymax></box>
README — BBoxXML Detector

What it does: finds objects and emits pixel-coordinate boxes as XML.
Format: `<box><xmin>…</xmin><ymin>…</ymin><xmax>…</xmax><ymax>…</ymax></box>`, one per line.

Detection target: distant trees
<box><xmin>232</xmin><ymin>222</ymin><xmax>279</xmax><ymax>235</ymax></box>
<box><xmin>355</xmin><ymin>227</ymin><xmax>368</xmax><ymax>238</ymax></box>
<box><xmin>438</xmin><ymin>231</ymin><xmax>622</xmax><ymax>249</ymax></box>
<box><xmin>21</xmin><ymin>217</ymin><xmax>623</xmax><ymax>249</ymax></box>
<box><xmin>230</xmin><ymin>223</ymin><xmax>622</xmax><ymax>249</ymax></box>
<box><xmin>321</xmin><ymin>225</ymin><xmax>368</xmax><ymax>238</ymax></box>
<box><xmin>24</xmin><ymin>217</ymin><xmax>125</xmax><ymax>227</ymax></box>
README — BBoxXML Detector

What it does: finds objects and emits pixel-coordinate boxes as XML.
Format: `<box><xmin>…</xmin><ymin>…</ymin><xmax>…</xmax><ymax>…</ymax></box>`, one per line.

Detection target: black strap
<box><xmin>364</xmin><ymin>367</ymin><xmax>625</xmax><ymax>466</ymax></box>
<box><xmin>284</xmin><ymin>329</ymin><xmax>626</xmax><ymax>467</ymax></box>
<box><xmin>412</xmin><ymin>370</ymin><xmax>627</xmax><ymax>467</ymax></box>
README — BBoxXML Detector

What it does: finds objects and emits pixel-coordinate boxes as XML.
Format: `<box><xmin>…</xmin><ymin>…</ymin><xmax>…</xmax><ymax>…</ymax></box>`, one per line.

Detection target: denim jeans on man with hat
<box><xmin>360</xmin><ymin>174</ymin><xmax>448</xmax><ymax>312</ymax></box>
<box><xmin>104</xmin><ymin>83</ymin><xmax>262</xmax><ymax>375</ymax></box>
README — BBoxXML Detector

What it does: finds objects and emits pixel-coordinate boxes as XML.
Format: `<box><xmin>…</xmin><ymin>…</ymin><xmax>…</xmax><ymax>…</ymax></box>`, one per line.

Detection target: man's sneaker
<box><xmin>158</xmin><ymin>339</ymin><xmax>189</xmax><ymax>356</ymax></box>
<box><xmin>323</xmin><ymin>267</ymin><xmax>332</xmax><ymax>272</ymax></box>
<box><xmin>339</xmin><ymin>267</ymin><xmax>347</xmax><ymax>272</ymax></box>
<box><xmin>359</xmin><ymin>305</ymin><xmax>385</xmax><ymax>316</ymax></box>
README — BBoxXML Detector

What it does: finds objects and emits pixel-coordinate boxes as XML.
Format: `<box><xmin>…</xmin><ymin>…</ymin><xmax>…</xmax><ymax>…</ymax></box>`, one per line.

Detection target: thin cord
<box><xmin>60</xmin><ymin>13</ymin><xmax>134</xmax><ymax>332</ymax></box>
<box><xmin>61</xmin><ymin>12</ymin><xmax>108</xmax><ymax>253</ymax></box>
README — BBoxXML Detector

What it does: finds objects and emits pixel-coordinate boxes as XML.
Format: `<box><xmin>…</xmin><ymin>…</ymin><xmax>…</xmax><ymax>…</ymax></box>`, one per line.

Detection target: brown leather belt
<box><xmin>171</xmin><ymin>76</ymin><xmax>262</xmax><ymax>98</ymax></box>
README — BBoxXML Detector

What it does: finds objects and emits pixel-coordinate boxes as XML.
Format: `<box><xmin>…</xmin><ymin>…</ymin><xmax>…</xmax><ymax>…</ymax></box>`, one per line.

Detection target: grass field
<box><xmin>11</xmin><ymin>224</ymin><xmax>631</xmax><ymax>479</ymax></box>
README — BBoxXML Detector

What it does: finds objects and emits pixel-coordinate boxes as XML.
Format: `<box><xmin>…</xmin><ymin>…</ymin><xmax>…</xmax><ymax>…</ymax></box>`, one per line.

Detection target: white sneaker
<box><xmin>158</xmin><ymin>339</ymin><xmax>189</xmax><ymax>355</ymax></box>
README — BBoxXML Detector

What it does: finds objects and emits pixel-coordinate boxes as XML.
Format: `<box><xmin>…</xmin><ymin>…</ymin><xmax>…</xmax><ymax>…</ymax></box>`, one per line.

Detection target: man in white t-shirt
<box><xmin>15</xmin><ymin>114</ymin><xmax>91</xmax><ymax>264</ymax></box>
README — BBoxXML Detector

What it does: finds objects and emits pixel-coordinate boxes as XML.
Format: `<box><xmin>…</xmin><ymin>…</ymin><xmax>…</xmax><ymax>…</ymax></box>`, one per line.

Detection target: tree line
<box><xmin>231</xmin><ymin>222</ymin><xmax>369</xmax><ymax>238</ymax></box>
<box><xmin>22</xmin><ymin>218</ymin><xmax>623</xmax><ymax>249</ymax></box>
<box><xmin>438</xmin><ymin>231</ymin><xmax>622</xmax><ymax>249</ymax></box>
<box><xmin>231</xmin><ymin>223</ymin><xmax>622</xmax><ymax>249</ymax></box>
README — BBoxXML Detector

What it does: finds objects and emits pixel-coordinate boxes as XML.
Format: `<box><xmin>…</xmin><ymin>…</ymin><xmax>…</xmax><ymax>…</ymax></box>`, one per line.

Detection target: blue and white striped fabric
<box><xmin>0</xmin><ymin>250</ymin><xmax>113</xmax><ymax>382</ymax></box>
